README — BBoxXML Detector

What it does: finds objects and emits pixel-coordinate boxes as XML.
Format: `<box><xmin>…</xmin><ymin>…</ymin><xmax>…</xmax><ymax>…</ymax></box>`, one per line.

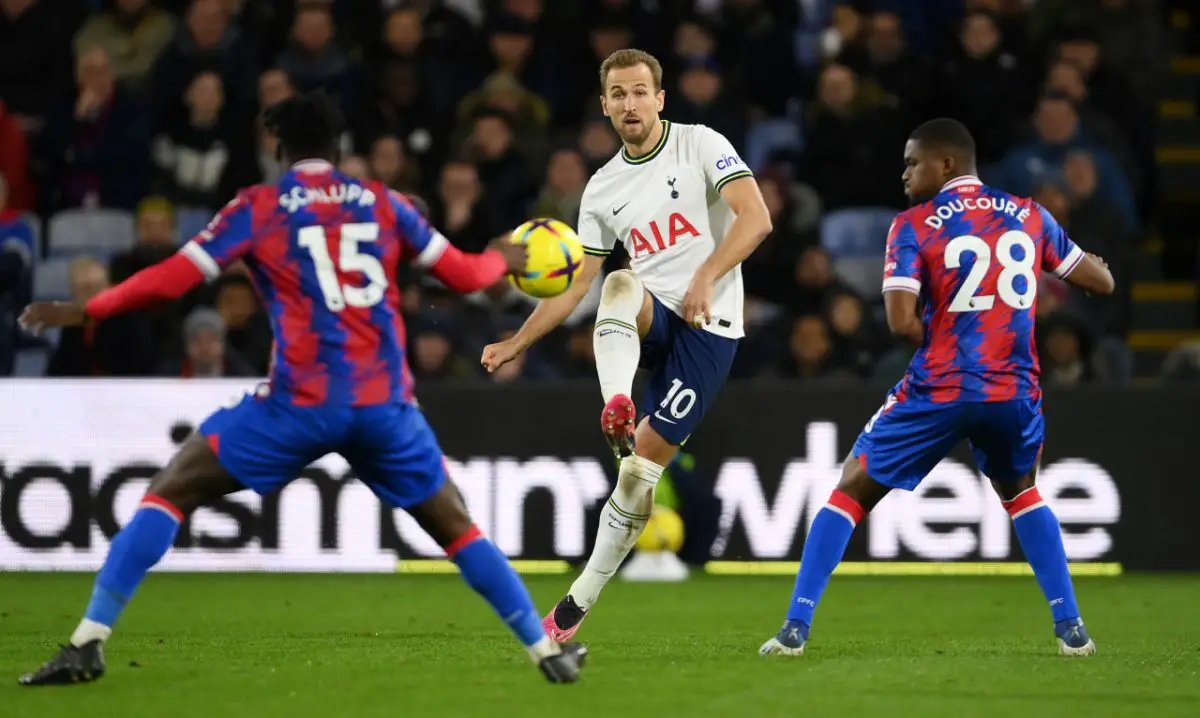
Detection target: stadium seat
<box><xmin>744</xmin><ymin>118</ymin><xmax>803</xmax><ymax>172</ymax></box>
<box><xmin>32</xmin><ymin>257</ymin><xmax>74</xmax><ymax>301</ymax></box>
<box><xmin>14</xmin><ymin>347</ymin><xmax>49</xmax><ymax>377</ymax></box>
<box><xmin>47</xmin><ymin>209</ymin><xmax>136</xmax><ymax>258</ymax></box>
<box><xmin>176</xmin><ymin>206</ymin><xmax>214</xmax><ymax>243</ymax></box>
<box><xmin>819</xmin><ymin>207</ymin><xmax>897</xmax><ymax>258</ymax></box>
<box><xmin>20</xmin><ymin>213</ymin><xmax>44</xmax><ymax>259</ymax></box>
<box><xmin>834</xmin><ymin>254</ymin><xmax>887</xmax><ymax>298</ymax></box>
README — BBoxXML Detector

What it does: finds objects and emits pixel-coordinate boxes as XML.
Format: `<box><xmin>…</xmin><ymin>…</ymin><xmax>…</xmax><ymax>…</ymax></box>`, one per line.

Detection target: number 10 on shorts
<box><xmin>659</xmin><ymin>378</ymin><xmax>697</xmax><ymax>421</ymax></box>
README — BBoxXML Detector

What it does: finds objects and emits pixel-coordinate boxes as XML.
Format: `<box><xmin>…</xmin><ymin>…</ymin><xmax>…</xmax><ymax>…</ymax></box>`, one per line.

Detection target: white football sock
<box><xmin>526</xmin><ymin>635</ymin><xmax>559</xmax><ymax>663</ymax></box>
<box><xmin>70</xmin><ymin>618</ymin><xmax>112</xmax><ymax>647</ymax></box>
<box><xmin>569</xmin><ymin>455</ymin><xmax>665</xmax><ymax>610</ymax></box>
<box><xmin>593</xmin><ymin>270</ymin><xmax>643</xmax><ymax>403</ymax></box>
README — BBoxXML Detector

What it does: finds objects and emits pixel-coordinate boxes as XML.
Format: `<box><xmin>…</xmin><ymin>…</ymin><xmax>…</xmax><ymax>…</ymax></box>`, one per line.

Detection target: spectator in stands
<box><xmin>578</xmin><ymin>118</ymin><xmax>620</xmax><ymax>174</ymax></box>
<box><xmin>709</xmin><ymin>0</ymin><xmax>801</xmax><ymax>120</ymax></box>
<box><xmin>46</xmin><ymin>255</ymin><xmax>157</xmax><ymax>376</ymax></box>
<box><xmin>483</xmin><ymin>12</ymin><xmax>557</xmax><ymax>119</ymax></box>
<box><xmin>1030</xmin><ymin>0</ymin><xmax>1164</xmax><ymax>108</ymax></box>
<box><xmin>254</xmin><ymin>68</ymin><xmax>293</xmax><ymax>185</ymax></box>
<box><xmin>1060</xmin><ymin>151</ymin><xmax>1133</xmax><ymax>338</ymax></box>
<box><xmin>798</xmin><ymin>63</ymin><xmax>905</xmax><ymax>211</ymax></box>
<box><xmin>150</xmin><ymin>0</ymin><xmax>257</xmax><ymax>127</ymax></box>
<box><xmin>530</xmin><ymin>147</ymin><xmax>587</xmax><ymax>226</ymax></box>
<box><xmin>74</xmin><ymin>0</ymin><xmax>176</xmax><ymax>96</ymax></box>
<box><xmin>767</xmin><ymin>314</ymin><xmax>839</xmax><ymax>381</ymax></box>
<box><xmin>0</xmin><ymin>0</ymin><xmax>87</xmax><ymax>128</ymax></box>
<box><xmin>0</xmin><ymin>172</ymin><xmax>35</xmax><ymax>375</ymax></box>
<box><xmin>213</xmin><ymin>273</ymin><xmax>270</xmax><ymax>375</ymax></box>
<box><xmin>463</xmin><ymin>109</ymin><xmax>535</xmax><ymax>231</ymax></box>
<box><xmin>427</xmin><ymin>160</ymin><xmax>500</xmax><ymax>254</ymax></box>
<box><xmin>358</xmin><ymin>60</ymin><xmax>446</xmax><ymax>186</ymax></box>
<box><xmin>36</xmin><ymin>46</ymin><xmax>151</xmax><ymax>213</ymax></box>
<box><xmin>109</xmin><ymin>196</ymin><xmax>176</xmax><ymax>284</ymax></box>
<box><xmin>938</xmin><ymin>10</ymin><xmax>1027</xmax><ymax>163</ymax></box>
<box><xmin>161</xmin><ymin>306</ymin><xmax>255</xmax><ymax>378</ymax></box>
<box><xmin>408</xmin><ymin>310</ymin><xmax>478</xmax><ymax>381</ymax></box>
<box><xmin>274</xmin><ymin>2</ymin><xmax>357</xmax><ymax>114</ymax></box>
<box><xmin>1041</xmin><ymin>60</ymin><xmax>1134</xmax><ymax>179</ymax></box>
<box><xmin>152</xmin><ymin>71</ymin><xmax>253</xmax><ymax>209</ymax></box>
<box><xmin>1037</xmin><ymin>316</ymin><xmax>1096</xmax><ymax>387</ymax></box>
<box><xmin>338</xmin><ymin>154</ymin><xmax>370</xmax><ymax>181</ymax></box>
<box><xmin>741</xmin><ymin>173</ymin><xmax>807</xmax><ymax>306</ymax></box>
<box><xmin>785</xmin><ymin>245</ymin><xmax>858</xmax><ymax>316</ymax></box>
<box><xmin>843</xmin><ymin>10</ymin><xmax>934</xmax><ymax>128</ymax></box>
<box><xmin>669</xmin><ymin>59</ymin><xmax>745</xmax><ymax>151</ymax></box>
<box><xmin>367</xmin><ymin>134</ymin><xmax>420</xmax><ymax>194</ymax></box>
<box><xmin>991</xmin><ymin>94</ymin><xmax>1136</xmax><ymax>231</ymax></box>
<box><xmin>1053</xmin><ymin>30</ymin><xmax>1155</xmax><ymax>216</ymax></box>
<box><xmin>825</xmin><ymin>291</ymin><xmax>882</xmax><ymax>379</ymax></box>
<box><xmin>457</xmin><ymin>71</ymin><xmax>551</xmax><ymax>161</ymax></box>
<box><xmin>0</xmin><ymin>98</ymin><xmax>35</xmax><ymax>213</ymax></box>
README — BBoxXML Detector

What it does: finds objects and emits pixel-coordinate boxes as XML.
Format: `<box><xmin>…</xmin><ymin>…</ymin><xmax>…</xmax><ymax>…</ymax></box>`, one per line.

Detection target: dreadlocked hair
<box><xmin>261</xmin><ymin>89</ymin><xmax>346</xmax><ymax>162</ymax></box>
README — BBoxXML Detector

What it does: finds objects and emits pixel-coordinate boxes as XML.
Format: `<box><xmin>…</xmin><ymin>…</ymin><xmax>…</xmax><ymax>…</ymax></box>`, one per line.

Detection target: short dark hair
<box><xmin>260</xmin><ymin>89</ymin><xmax>345</xmax><ymax>162</ymax></box>
<box><xmin>909</xmin><ymin>118</ymin><xmax>976</xmax><ymax>158</ymax></box>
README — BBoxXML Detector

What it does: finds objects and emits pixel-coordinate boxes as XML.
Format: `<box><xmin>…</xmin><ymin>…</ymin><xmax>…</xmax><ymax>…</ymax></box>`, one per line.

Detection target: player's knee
<box><xmin>990</xmin><ymin>474</ymin><xmax>1036</xmax><ymax>502</ymax></box>
<box><xmin>600</xmin><ymin>269</ymin><xmax>642</xmax><ymax>308</ymax></box>
<box><xmin>836</xmin><ymin>455</ymin><xmax>889</xmax><ymax>511</ymax></box>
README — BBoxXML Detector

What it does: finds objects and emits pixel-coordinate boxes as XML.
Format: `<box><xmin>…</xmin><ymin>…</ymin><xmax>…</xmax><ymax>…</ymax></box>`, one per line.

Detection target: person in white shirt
<box><xmin>481</xmin><ymin>48</ymin><xmax>772</xmax><ymax>641</ymax></box>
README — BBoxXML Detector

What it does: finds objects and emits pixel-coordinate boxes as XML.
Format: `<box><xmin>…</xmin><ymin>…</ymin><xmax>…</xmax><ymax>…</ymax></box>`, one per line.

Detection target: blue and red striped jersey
<box><xmin>882</xmin><ymin>176</ymin><xmax>1083</xmax><ymax>403</ymax></box>
<box><xmin>181</xmin><ymin>160</ymin><xmax>451</xmax><ymax>407</ymax></box>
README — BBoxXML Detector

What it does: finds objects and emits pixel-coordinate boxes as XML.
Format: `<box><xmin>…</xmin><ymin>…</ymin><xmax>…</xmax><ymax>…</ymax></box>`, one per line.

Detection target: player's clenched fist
<box><xmin>19</xmin><ymin>301</ymin><xmax>87</xmax><ymax>335</ymax></box>
<box><xmin>481</xmin><ymin>339</ymin><xmax>521</xmax><ymax>373</ymax></box>
<box><xmin>682</xmin><ymin>272</ymin><xmax>715</xmax><ymax>328</ymax></box>
<box><xmin>487</xmin><ymin>235</ymin><xmax>530</xmax><ymax>276</ymax></box>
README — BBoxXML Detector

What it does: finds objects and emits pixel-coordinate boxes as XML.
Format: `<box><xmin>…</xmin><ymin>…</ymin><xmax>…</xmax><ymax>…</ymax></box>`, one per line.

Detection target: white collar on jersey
<box><xmin>292</xmin><ymin>159</ymin><xmax>334</xmax><ymax>173</ymax></box>
<box><xmin>941</xmin><ymin>175</ymin><xmax>982</xmax><ymax>192</ymax></box>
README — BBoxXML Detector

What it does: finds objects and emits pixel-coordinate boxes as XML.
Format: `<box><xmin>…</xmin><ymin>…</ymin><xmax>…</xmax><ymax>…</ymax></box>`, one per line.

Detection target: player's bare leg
<box><xmin>19</xmin><ymin>435</ymin><xmax>242</xmax><ymax>686</ymax></box>
<box><xmin>545</xmin><ymin>418</ymin><xmax>675</xmax><ymax>641</ymax></box>
<box><xmin>991</xmin><ymin>469</ymin><xmax>1096</xmax><ymax>656</ymax></box>
<box><xmin>761</xmin><ymin>455</ymin><xmax>891</xmax><ymax>656</ymax></box>
<box><xmin>408</xmin><ymin>480</ymin><xmax>588</xmax><ymax>683</ymax></box>
<box><xmin>593</xmin><ymin>269</ymin><xmax>654</xmax><ymax>459</ymax></box>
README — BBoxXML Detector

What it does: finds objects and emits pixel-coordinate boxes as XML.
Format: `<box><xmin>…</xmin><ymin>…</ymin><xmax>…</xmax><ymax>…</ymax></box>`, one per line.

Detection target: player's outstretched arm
<box><xmin>683</xmin><ymin>177</ymin><xmax>772</xmax><ymax>326</ymax></box>
<box><xmin>426</xmin><ymin>236</ymin><xmax>528</xmax><ymax>295</ymax></box>
<box><xmin>19</xmin><ymin>253</ymin><xmax>205</xmax><ymax>334</ymax></box>
<box><xmin>481</xmin><ymin>253</ymin><xmax>605</xmax><ymax>373</ymax></box>
<box><xmin>1061</xmin><ymin>253</ymin><xmax>1115</xmax><ymax>296</ymax></box>
<box><xmin>883</xmin><ymin>289</ymin><xmax>924</xmax><ymax>345</ymax></box>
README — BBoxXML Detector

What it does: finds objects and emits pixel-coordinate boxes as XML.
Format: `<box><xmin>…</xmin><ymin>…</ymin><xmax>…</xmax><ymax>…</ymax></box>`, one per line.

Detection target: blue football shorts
<box><xmin>199</xmin><ymin>387</ymin><xmax>447</xmax><ymax>508</ymax></box>
<box><xmin>850</xmin><ymin>392</ymin><xmax>1044</xmax><ymax>491</ymax></box>
<box><xmin>638</xmin><ymin>294</ymin><xmax>739</xmax><ymax>446</ymax></box>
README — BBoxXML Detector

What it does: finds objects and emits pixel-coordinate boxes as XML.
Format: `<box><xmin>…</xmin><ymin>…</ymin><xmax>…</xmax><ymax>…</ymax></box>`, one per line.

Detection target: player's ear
<box><xmin>600</xmin><ymin>94</ymin><xmax>610</xmax><ymax>117</ymax></box>
<box><xmin>656</xmin><ymin>89</ymin><xmax>665</xmax><ymax>112</ymax></box>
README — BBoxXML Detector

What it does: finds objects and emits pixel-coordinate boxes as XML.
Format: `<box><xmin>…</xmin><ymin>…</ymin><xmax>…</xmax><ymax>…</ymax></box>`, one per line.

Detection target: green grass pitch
<box><xmin>2</xmin><ymin>573</ymin><xmax>1197</xmax><ymax>717</ymax></box>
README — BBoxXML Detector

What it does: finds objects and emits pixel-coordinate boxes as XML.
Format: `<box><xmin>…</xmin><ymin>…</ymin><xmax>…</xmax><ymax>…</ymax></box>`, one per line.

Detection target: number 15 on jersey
<box><xmin>298</xmin><ymin>223</ymin><xmax>389</xmax><ymax>312</ymax></box>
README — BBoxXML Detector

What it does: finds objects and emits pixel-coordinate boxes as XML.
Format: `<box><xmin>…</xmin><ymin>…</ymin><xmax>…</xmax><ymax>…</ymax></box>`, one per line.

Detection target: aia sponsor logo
<box><xmin>628</xmin><ymin>213</ymin><xmax>700</xmax><ymax>258</ymax></box>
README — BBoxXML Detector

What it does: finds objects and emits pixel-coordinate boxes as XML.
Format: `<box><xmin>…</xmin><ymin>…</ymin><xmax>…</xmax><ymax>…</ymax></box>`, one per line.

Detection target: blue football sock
<box><xmin>785</xmin><ymin>490</ymin><xmax>865</xmax><ymax>628</ymax></box>
<box><xmin>449</xmin><ymin>527</ymin><xmax>545</xmax><ymax>647</ymax></box>
<box><xmin>1006</xmin><ymin>488</ymin><xmax>1081</xmax><ymax>624</ymax></box>
<box><xmin>85</xmin><ymin>497</ymin><xmax>182</xmax><ymax>629</ymax></box>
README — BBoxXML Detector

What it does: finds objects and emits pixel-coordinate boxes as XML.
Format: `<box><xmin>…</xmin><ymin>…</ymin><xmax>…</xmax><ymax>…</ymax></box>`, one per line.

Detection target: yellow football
<box><xmin>506</xmin><ymin>218</ymin><xmax>586</xmax><ymax>299</ymax></box>
<box><xmin>635</xmin><ymin>505</ymin><xmax>686</xmax><ymax>554</ymax></box>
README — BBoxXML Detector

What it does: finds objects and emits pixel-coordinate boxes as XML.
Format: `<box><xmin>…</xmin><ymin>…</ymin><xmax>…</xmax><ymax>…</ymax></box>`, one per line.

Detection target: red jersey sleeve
<box><xmin>180</xmin><ymin>191</ymin><xmax>258</xmax><ymax>281</ymax></box>
<box><xmin>882</xmin><ymin>215</ymin><xmax>923</xmax><ymax>295</ymax></box>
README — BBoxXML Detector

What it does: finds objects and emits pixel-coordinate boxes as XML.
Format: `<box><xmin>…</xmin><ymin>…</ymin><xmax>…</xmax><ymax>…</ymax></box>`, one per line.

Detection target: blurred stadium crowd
<box><xmin>1</xmin><ymin>0</ymin><xmax>1197</xmax><ymax>384</ymax></box>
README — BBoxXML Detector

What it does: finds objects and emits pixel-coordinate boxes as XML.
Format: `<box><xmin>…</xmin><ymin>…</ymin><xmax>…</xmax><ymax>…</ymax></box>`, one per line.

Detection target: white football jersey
<box><xmin>577</xmin><ymin>121</ymin><xmax>754</xmax><ymax>340</ymax></box>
